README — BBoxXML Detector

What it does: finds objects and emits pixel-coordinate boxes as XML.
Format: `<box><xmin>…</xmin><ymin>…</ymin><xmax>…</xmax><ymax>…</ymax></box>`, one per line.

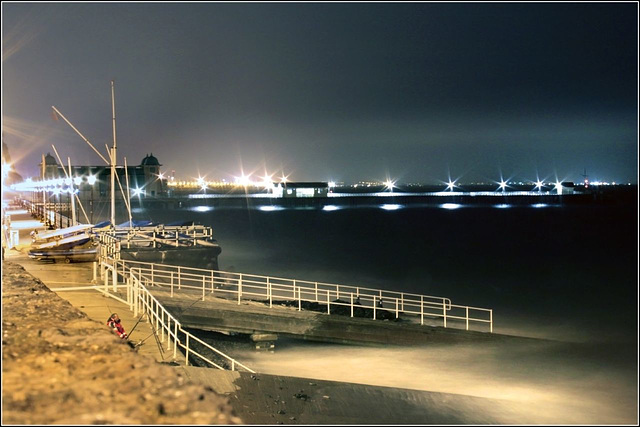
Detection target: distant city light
<box><xmin>440</xmin><ymin>203</ymin><xmax>462</xmax><ymax>210</ymax></box>
<box><xmin>447</xmin><ymin>180</ymin><xmax>455</xmax><ymax>191</ymax></box>
<box><xmin>132</xmin><ymin>187</ymin><xmax>145</xmax><ymax>197</ymax></box>
<box><xmin>384</xmin><ymin>180</ymin><xmax>395</xmax><ymax>190</ymax></box>
<box><xmin>498</xmin><ymin>180</ymin><xmax>508</xmax><ymax>191</ymax></box>
<box><xmin>157</xmin><ymin>172</ymin><xmax>165</xmax><ymax>180</ymax></box>
<box><xmin>236</xmin><ymin>174</ymin><xmax>252</xmax><ymax>186</ymax></box>
<box><xmin>192</xmin><ymin>206</ymin><xmax>212</xmax><ymax>212</ymax></box>
<box><xmin>87</xmin><ymin>175</ymin><xmax>97</xmax><ymax>185</ymax></box>
<box><xmin>554</xmin><ymin>181</ymin><xmax>563</xmax><ymax>193</ymax></box>
<box><xmin>535</xmin><ymin>180</ymin><xmax>544</xmax><ymax>190</ymax></box>
<box><xmin>328</xmin><ymin>181</ymin><xmax>336</xmax><ymax>188</ymax></box>
<box><xmin>531</xmin><ymin>203</ymin><xmax>548</xmax><ymax>208</ymax></box>
<box><xmin>380</xmin><ymin>204</ymin><xmax>402</xmax><ymax>210</ymax></box>
<box><xmin>322</xmin><ymin>205</ymin><xmax>340</xmax><ymax>211</ymax></box>
<box><xmin>73</xmin><ymin>177</ymin><xmax>82</xmax><ymax>186</ymax></box>
<box><xmin>259</xmin><ymin>206</ymin><xmax>283</xmax><ymax>212</ymax></box>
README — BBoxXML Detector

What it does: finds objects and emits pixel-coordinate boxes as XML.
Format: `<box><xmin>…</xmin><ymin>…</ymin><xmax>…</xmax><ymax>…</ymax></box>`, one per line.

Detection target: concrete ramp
<box><xmin>150</xmin><ymin>288</ymin><xmax>515</xmax><ymax>346</ymax></box>
<box><xmin>178</xmin><ymin>367</ymin><xmax>527</xmax><ymax>424</ymax></box>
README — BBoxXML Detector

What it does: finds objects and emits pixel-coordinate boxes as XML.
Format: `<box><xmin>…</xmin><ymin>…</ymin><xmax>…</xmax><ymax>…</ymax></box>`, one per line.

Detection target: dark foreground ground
<box><xmin>1</xmin><ymin>261</ymin><xmax>241</xmax><ymax>424</ymax></box>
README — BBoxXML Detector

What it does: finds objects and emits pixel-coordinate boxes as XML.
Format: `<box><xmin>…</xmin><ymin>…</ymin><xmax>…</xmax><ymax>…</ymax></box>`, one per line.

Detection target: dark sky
<box><xmin>2</xmin><ymin>2</ymin><xmax>637</xmax><ymax>184</ymax></box>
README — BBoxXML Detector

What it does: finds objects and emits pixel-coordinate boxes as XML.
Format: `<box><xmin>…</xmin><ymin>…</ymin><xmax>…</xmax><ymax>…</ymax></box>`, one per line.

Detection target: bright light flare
<box><xmin>87</xmin><ymin>175</ymin><xmax>97</xmax><ymax>185</ymax></box>
<box><xmin>447</xmin><ymin>181</ymin><xmax>456</xmax><ymax>191</ymax></box>
<box><xmin>380</xmin><ymin>204</ymin><xmax>402</xmax><ymax>211</ymax></box>
<box><xmin>322</xmin><ymin>205</ymin><xmax>340</xmax><ymax>211</ymax></box>
<box><xmin>73</xmin><ymin>177</ymin><xmax>82</xmax><ymax>186</ymax></box>
<box><xmin>236</xmin><ymin>174</ymin><xmax>252</xmax><ymax>186</ymax></box>
<box><xmin>498</xmin><ymin>180</ymin><xmax>508</xmax><ymax>191</ymax></box>
<box><xmin>554</xmin><ymin>181</ymin><xmax>563</xmax><ymax>193</ymax></box>
<box><xmin>132</xmin><ymin>187</ymin><xmax>145</xmax><ymax>197</ymax></box>
<box><xmin>384</xmin><ymin>180</ymin><xmax>395</xmax><ymax>190</ymax></box>
<box><xmin>440</xmin><ymin>203</ymin><xmax>462</xmax><ymax>210</ymax></box>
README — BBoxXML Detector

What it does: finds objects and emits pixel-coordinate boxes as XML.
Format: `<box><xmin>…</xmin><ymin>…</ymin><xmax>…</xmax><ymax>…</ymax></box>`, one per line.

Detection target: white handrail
<box><xmin>127</xmin><ymin>267</ymin><xmax>255</xmax><ymax>373</ymax></box>
<box><xmin>103</xmin><ymin>256</ymin><xmax>492</xmax><ymax>333</ymax></box>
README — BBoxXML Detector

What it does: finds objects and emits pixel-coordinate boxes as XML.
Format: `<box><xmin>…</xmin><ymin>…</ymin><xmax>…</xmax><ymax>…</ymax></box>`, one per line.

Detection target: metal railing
<box><xmin>98</xmin><ymin>225</ymin><xmax>216</xmax><ymax>249</ymax></box>
<box><xmin>102</xmin><ymin>257</ymin><xmax>493</xmax><ymax>333</ymax></box>
<box><xmin>105</xmin><ymin>264</ymin><xmax>254</xmax><ymax>372</ymax></box>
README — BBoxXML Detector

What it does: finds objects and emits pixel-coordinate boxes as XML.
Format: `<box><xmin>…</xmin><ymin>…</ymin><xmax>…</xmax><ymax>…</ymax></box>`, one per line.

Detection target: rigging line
<box><xmin>51</xmin><ymin>106</ymin><xmax>110</xmax><ymax>165</ymax></box>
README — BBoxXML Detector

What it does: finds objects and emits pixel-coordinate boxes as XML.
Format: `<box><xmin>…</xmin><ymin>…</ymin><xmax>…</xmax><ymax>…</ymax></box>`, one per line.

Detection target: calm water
<box><xmin>146</xmin><ymin>201</ymin><xmax>637</xmax><ymax>343</ymax></box>
<box><xmin>146</xmin><ymin>200</ymin><xmax>637</xmax><ymax>423</ymax></box>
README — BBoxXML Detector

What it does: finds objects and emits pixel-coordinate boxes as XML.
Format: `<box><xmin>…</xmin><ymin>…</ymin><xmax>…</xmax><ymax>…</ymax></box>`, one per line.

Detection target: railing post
<box><xmin>350</xmin><ymin>293</ymin><xmax>354</xmax><ymax>317</ymax></box>
<box><xmin>336</xmin><ymin>285</ymin><xmax>339</xmax><ymax>300</ymax></box>
<box><xmin>238</xmin><ymin>274</ymin><xmax>243</xmax><ymax>304</ymax></box>
<box><xmin>92</xmin><ymin>261</ymin><xmax>97</xmax><ymax>283</ymax></box>
<box><xmin>202</xmin><ymin>275</ymin><xmax>206</xmax><ymax>301</ymax></box>
<box><xmin>211</xmin><ymin>271</ymin><xmax>214</xmax><ymax>294</ymax></box>
<box><xmin>326</xmin><ymin>290</ymin><xmax>330</xmax><ymax>314</ymax></box>
<box><xmin>151</xmin><ymin>264</ymin><xmax>154</xmax><ymax>285</ymax></box>
<box><xmin>420</xmin><ymin>295</ymin><xmax>424</xmax><ymax>325</ymax></box>
<box><xmin>315</xmin><ymin>282</ymin><xmax>318</xmax><ymax>302</ymax></box>
<box><xmin>185</xmin><ymin>334</ymin><xmax>190</xmax><ymax>366</ymax></box>
<box><xmin>395</xmin><ymin>298</ymin><xmax>399</xmax><ymax>318</ymax></box>
<box><xmin>401</xmin><ymin>293</ymin><xmax>404</xmax><ymax>312</ymax></box>
<box><xmin>373</xmin><ymin>297</ymin><xmax>376</xmax><ymax>320</ymax></box>
<box><xmin>443</xmin><ymin>303</ymin><xmax>447</xmax><ymax>328</ymax></box>
<box><xmin>268</xmin><ymin>277</ymin><xmax>272</xmax><ymax>308</ymax></box>
<box><xmin>170</xmin><ymin>271</ymin><xmax>174</xmax><ymax>297</ymax></box>
<box><xmin>133</xmin><ymin>275</ymin><xmax>139</xmax><ymax>317</ymax></box>
<box><xmin>466</xmin><ymin>306</ymin><xmax>469</xmax><ymax>330</ymax></box>
<box><xmin>173</xmin><ymin>323</ymin><xmax>178</xmax><ymax>359</ymax></box>
<box><xmin>298</xmin><ymin>286</ymin><xmax>302</xmax><ymax>311</ymax></box>
<box><xmin>177</xmin><ymin>266</ymin><xmax>181</xmax><ymax>290</ymax></box>
<box><xmin>293</xmin><ymin>280</ymin><xmax>296</xmax><ymax>299</ymax></box>
<box><xmin>112</xmin><ymin>266</ymin><xmax>117</xmax><ymax>292</ymax></box>
<box><xmin>490</xmin><ymin>309</ymin><xmax>493</xmax><ymax>333</ymax></box>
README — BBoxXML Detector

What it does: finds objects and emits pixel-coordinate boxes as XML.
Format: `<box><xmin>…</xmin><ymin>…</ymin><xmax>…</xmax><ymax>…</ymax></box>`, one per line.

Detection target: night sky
<box><xmin>2</xmin><ymin>2</ymin><xmax>637</xmax><ymax>184</ymax></box>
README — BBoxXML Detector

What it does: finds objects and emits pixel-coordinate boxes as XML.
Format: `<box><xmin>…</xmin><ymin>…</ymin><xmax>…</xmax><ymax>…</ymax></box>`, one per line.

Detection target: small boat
<box><xmin>29</xmin><ymin>223</ymin><xmax>98</xmax><ymax>263</ymax></box>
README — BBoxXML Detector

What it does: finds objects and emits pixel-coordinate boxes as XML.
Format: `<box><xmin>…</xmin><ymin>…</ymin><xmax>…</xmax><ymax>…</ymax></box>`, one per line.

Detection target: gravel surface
<box><xmin>1</xmin><ymin>261</ymin><xmax>242</xmax><ymax>424</ymax></box>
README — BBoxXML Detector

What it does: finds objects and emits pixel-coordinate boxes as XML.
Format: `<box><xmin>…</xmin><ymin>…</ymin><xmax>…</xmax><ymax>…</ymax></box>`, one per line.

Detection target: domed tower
<box><xmin>140</xmin><ymin>153</ymin><xmax>165</xmax><ymax>196</ymax></box>
<box><xmin>40</xmin><ymin>153</ymin><xmax>60</xmax><ymax>179</ymax></box>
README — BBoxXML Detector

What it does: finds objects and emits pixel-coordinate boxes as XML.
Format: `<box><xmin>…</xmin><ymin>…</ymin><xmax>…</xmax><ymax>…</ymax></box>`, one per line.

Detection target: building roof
<box><xmin>141</xmin><ymin>153</ymin><xmax>161</xmax><ymax>166</ymax></box>
<box><xmin>282</xmin><ymin>182</ymin><xmax>329</xmax><ymax>188</ymax></box>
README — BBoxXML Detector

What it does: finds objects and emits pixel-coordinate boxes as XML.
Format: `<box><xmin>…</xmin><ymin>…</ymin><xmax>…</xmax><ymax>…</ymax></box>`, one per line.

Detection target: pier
<box><xmin>4</xmin><ymin>197</ymin><xmax>503</xmax><ymax>372</ymax></box>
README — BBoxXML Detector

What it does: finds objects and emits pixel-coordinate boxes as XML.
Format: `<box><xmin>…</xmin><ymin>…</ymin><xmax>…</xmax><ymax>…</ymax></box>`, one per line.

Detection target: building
<box><xmin>281</xmin><ymin>182</ymin><xmax>329</xmax><ymax>198</ymax></box>
<box><xmin>39</xmin><ymin>152</ymin><xmax>166</xmax><ymax>197</ymax></box>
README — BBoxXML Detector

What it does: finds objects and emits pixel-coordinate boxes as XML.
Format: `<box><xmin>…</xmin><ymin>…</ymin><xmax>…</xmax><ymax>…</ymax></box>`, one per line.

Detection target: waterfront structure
<box><xmin>40</xmin><ymin>152</ymin><xmax>167</xmax><ymax>198</ymax></box>
<box><xmin>281</xmin><ymin>182</ymin><xmax>329</xmax><ymax>198</ymax></box>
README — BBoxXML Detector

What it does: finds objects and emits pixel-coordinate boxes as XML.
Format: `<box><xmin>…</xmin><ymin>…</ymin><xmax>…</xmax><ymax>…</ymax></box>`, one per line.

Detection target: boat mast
<box><xmin>110</xmin><ymin>80</ymin><xmax>117</xmax><ymax>227</ymax></box>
